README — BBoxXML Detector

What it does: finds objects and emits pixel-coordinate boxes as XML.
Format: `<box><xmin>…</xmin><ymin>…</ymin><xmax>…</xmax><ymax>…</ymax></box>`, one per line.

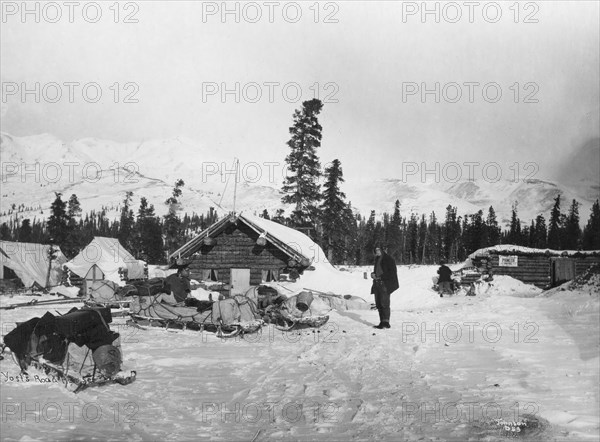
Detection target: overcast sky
<box><xmin>1</xmin><ymin>1</ymin><xmax>599</xmax><ymax>184</ymax></box>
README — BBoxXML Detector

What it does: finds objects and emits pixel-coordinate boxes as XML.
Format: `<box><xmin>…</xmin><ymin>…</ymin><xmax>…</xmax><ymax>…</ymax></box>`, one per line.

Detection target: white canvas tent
<box><xmin>65</xmin><ymin>237</ymin><xmax>146</xmax><ymax>286</ymax></box>
<box><xmin>0</xmin><ymin>241</ymin><xmax>67</xmax><ymax>288</ymax></box>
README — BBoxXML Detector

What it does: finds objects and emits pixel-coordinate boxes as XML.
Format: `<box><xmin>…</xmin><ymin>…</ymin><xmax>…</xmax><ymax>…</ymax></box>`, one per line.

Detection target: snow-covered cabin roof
<box><xmin>0</xmin><ymin>241</ymin><xmax>67</xmax><ymax>288</ymax></box>
<box><xmin>469</xmin><ymin>244</ymin><xmax>600</xmax><ymax>259</ymax></box>
<box><xmin>169</xmin><ymin>213</ymin><xmax>330</xmax><ymax>269</ymax></box>
<box><xmin>64</xmin><ymin>237</ymin><xmax>146</xmax><ymax>284</ymax></box>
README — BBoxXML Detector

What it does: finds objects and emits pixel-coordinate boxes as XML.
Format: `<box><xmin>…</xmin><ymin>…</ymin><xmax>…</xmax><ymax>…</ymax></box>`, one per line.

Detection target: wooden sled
<box><xmin>127</xmin><ymin>314</ymin><xmax>263</xmax><ymax>339</ymax></box>
<box><xmin>265</xmin><ymin>308</ymin><xmax>330</xmax><ymax>331</ymax></box>
<box><xmin>29</xmin><ymin>358</ymin><xmax>136</xmax><ymax>393</ymax></box>
<box><xmin>0</xmin><ymin>343</ymin><xmax>136</xmax><ymax>394</ymax></box>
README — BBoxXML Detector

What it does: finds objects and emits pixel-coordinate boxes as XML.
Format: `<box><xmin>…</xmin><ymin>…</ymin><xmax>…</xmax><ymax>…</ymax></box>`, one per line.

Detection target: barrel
<box><xmin>296</xmin><ymin>291</ymin><xmax>314</xmax><ymax>312</ymax></box>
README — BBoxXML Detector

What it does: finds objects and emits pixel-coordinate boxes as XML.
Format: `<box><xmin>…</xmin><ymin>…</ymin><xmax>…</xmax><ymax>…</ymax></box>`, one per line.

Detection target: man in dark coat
<box><xmin>165</xmin><ymin>266</ymin><xmax>191</xmax><ymax>303</ymax></box>
<box><xmin>437</xmin><ymin>260</ymin><xmax>453</xmax><ymax>297</ymax></box>
<box><xmin>370</xmin><ymin>245</ymin><xmax>399</xmax><ymax>329</ymax></box>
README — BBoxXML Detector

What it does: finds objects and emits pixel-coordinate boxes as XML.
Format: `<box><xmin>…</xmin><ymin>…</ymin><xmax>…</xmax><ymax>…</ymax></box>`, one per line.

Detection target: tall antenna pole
<box><xmin>233</xmin><ymin>158</ymin><xmax>239</xmax><ymax>215</ymax></box>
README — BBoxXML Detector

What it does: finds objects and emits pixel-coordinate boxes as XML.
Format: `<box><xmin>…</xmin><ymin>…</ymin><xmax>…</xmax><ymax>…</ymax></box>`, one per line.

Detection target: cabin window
<box><xmin>261</xmin><ymin>269</ymin><xmax>279</xmax><ymax>282</ymax></box>
<box><xmin>200</xmin><ymin>269</ymin><xmax>219</xmax><ymax>281</ymax></box>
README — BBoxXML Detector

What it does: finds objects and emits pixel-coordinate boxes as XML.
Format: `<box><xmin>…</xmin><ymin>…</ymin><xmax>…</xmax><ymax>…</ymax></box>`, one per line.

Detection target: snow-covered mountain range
<box><xmin>1</xmin><ymin>132</ymin><xmax>598</xmax><ymax>227</ymax></box>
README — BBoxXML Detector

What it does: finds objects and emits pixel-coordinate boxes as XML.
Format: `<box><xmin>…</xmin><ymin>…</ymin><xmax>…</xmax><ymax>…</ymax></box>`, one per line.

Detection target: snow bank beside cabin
<box><xmin>484</xmin><ymin>275</ymin><xmax>544</xmax><ymax>297</ymax></box>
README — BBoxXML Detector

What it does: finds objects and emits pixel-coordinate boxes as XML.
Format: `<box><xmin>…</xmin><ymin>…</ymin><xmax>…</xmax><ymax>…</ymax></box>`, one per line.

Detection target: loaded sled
<box><xmin>246</xmin><ymin>286</ymin><xmax>330</xmax><ymax>331</ymax></box>
<box><xmin>128</xmin><ymin>291</ymin><xmax>264</xmax><ymax>338</ymax></box>
<box><xmin>126</xmin><ymin>281</ymin><xmax>330</xmax><ymax>337</ymax></box>
<box><xmin>1</xmin><ymin>306</ymin><xmax>136</xmax><ymax>393</ymax></box>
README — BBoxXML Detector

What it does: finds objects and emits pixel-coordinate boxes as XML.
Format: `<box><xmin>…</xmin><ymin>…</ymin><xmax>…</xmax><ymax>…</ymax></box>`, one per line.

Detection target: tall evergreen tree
<box><xmin>564</xmin><ymin>199</ymin><xmax>581</xmax><ymax>249</ymax></box>
<box><xmin>485</xmin><ymin>206</ymin><xmax>501</xmax><ymax>246</ymax></box>
<box><xmin>386</xmin><ymin>200</ymin><xmax>403</xmax><ymax>263</ymax></box>
<box><xmin>405</xmin><ymin>213</ymin><xmax>419</xmax><ymax>263</ymax></box>
<box><xmin>63</xmin><ymin>194</ymin><xmax>83</xmax><ymax>258</ymax></box>
<box><xmin>533</xmin><ymin>214</ymin><xmax>547</xmax><ymax>248</ymax></box>
<box><xmin>507</xmin><ymin>203</ymin><xmax>522</xmax><ymax>245</ymax></box>
<box><xmin>363</xmin><ymin>210</ymin><xmax>377</xmax><ymax>264</ymax></box>
<box><xmin>582</xmin><ymin>199</ymin><xmax>600</xmax><ymax>249</ymax></box>
<box><xmin>67</xmin><ymin>194</ymin><xmax>82</xmax><ymax>219</ymax></box>
<box><xmin>464</xmin><ymin>210</ymin><xmax>485</xmax><ymax>254</ymax></box>
<box><xmin>47</xmin><ymin>193</ymin><xmax>69</xmax><ymax>245</ymax></box>
<box><xmin>281</xmin><ymin>99</ymin><xmax>324</xmax><ymax>228</ymax></box>
<box><xmin>119</xmin><ymin>191</ymin><xmax>135</xmax><ymax>251</ymax></box>
<box><xmin>136</xmin><ymin>197</ymin><xmax>165</xmax><ymax>264</ymax></box>
<box><xmin>19</xmin><ymin>219</ymin><xmax>32</xmax><ymax>242</ymax></box>
<box><xmin>442</xmin><ymin>205</ymin><xmax>459</xmax><ymax>262</ymax></box>
<box><xmin>320</xmin><ymin>159</ymin><xmax>353</xmax><ymax>263</ymax></box>
<box><xmin>427</xmin><ymin>211</ymin><xmax>441</xmax><ymax>264</ymax></box>
<box><xmin>164</xmin><ymin>179</ymin><xmax>185</xmax><ymax>254</ymax></box>
<box><xmin>547</xmin><ymin>194</ymin><xmax>563</xmax><ymax>249</ymax></box>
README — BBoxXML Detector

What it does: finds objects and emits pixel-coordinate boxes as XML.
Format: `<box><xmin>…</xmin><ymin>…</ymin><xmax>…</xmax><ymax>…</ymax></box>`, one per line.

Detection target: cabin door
<box><xmin>230</xmin><ymin>268</ymin><xmax>250</xmax><ymax>296</ymax></box>
<box><xmin>550</xmin><ymin>258</ymin><xmax>576</xmax><ymax>286</ymax></box>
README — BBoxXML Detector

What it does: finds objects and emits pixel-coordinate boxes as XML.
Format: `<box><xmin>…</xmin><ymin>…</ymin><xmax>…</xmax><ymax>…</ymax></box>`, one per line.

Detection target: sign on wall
<box><xmin>498</xmin><ymin>255</ymin><xmax>518</xmax><ymax>267</ymax></box>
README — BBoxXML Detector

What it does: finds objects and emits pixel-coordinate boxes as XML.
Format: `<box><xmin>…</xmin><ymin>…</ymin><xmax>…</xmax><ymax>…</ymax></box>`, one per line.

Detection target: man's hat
<box><xmin>169</xmin><ymin>257</ymin><xmax>190</xmax><ymax>270</ymax></box>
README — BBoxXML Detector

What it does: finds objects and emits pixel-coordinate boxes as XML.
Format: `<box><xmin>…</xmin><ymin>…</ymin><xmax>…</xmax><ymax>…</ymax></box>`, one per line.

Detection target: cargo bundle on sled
<box><xmin>127</xmin><ymin>288</ymin><xmax>264</xmax><ymax>338</ymax></box>
<box><xmin>83</xmin><ymin>280</ymin><xmax>132</xmax><ymax>312</ymax></box>
<box><xmin>1</xmin><ymin>306</ymin><xmax>136</xmax><ymax>392</ymax></box>
<box><xmin>246</xmin><ymin>286</ymin><xmax>330</xmax><ymax>331</ymax></box>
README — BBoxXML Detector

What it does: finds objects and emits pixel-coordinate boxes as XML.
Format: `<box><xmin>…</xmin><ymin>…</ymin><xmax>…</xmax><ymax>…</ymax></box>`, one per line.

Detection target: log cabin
<box><xmin>468</xmin><ymin>245</ymin><xmax>600</xmax><ymax>288</ymax></box>
<box><xmin>169</xmin><ymin>213</ymin><xmax>317</xmax><ymax>296</ymax></box>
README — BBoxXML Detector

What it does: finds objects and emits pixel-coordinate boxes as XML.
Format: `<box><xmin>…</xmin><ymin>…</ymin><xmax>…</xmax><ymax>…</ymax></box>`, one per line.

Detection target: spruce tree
<box><xmin>485</xmin><ymin>206</ymin><xmax>501</xmax><ymax>246</ymax></box>
<box><xmin>427</xmin><ymin>211</ymin><xmax>441</xmax><ymax>264</ymax></box>
<box><xmin>406</xmin><ymin>213</ymin><xmax>419</xmax><ymax>263</ymax></box>
<box><xmin>547</xmin><ymin>194</ymin><xmax>563</xmax><ymax>249</ymax></box>
<box><xmin>582</xmin><ymin>199</ymin><xmax>600</xmax><ymax>249</ymax></box>
<box><xmin>508</xmin><ymin>203</ymin><xmax>522</xmax><ymax>245</ymax></box>
<box><xmin>343</xmin><ymin>201</ymin><xmax>358</xmax><ymax>264</ymax></box>
<box><xmin>363</xmin><ymin>210</ymin><xmax>377</xmax><ymax>263</ymax></box>
<box><xmin>442</xmin><ymin>205</ymin><xmax>459</xmax><ymax>262</ymax></box>
<box><xmin>320</xmin><ymin>159</ymin><xmax>353</xmax><ymax>263</ymax></box>
<box><xmin>47</xmin><ymin>193</ymin><xmax>69</xmax><ymax>245</ymax></box>
<box><xmin>67</xmin><ymin>194</ymin><xmax>82</xmax><ymax>219</ymax></box>
<box><xmin>136</xmin><ymin>197</ymin><xmax>164</xmax><ymax>263</ymax></box>
<box><xmin>281</xmin><ymin>98</ymin><xmax>324</xmax><ymax>228</ymax></box>
<box><xmin>387</xmin><ymin>200</ymin><xmax>403</xmax><ymax>262</ymax></box>
<box><xmin>63</xmin><ymin>194</ymin><xmax>83</xmax><ymax>258</ymax></box>
<box><xmin>418</xmin><ymin>214</ymin><xmax>428</xmax><ymax>263</ymax></box>
<box><xmin>533</xmin><ymin>214</ymin><xmax>547</xmax><ymax>248</ymax></box>
<box><xmin>19</xmin><ymin>219</ymin><xmax>32</xmax><ymax>242</ymax></box>
<box><xmin>164</xmin><ymin>179</ymin><xmax>185</xmax><ymax>254</ymax></box>
<box><xmin>564</xmin><ymin>199</ymin><xmax>581</xmax><ymax>249</ymax></box>
<box><xmin>119</xmin><ymin>191</ymin><xmax>135</xmax><ymax>251</ymax></box>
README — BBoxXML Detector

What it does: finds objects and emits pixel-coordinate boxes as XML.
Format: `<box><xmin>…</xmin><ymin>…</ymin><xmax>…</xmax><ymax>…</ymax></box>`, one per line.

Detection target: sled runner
<box><xmin>0</xmin><ymin>297</ymin><xmax>83</xmax><ymax>310</ymax></box>
<box><xmin>1</xmin><ymin>306</ymin><xmax>136</xmax><ymax>393</ymax></box>
<box><xmin>128</xmin><ymin>292</ymin><xmax>264</xmax><ymax>338</ymax></box>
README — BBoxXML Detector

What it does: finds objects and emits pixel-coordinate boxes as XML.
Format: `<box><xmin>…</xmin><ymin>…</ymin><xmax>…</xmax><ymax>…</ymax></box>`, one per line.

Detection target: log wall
<box><xmin>490</xmin><ymin>255</ymin><xmax>550</xmax><ymax>287</ymax></box>
<box><xmin>489</xmin><ymin>254</ymin><xmax>600</xmax><ymax>288</ymax></box>
<box><xmin>575</xmin><ymin>257</ymin><xmax>600</xmax><ymax>275</ymax></box>
<box><xmin>188</xmin><ymin>223</ymin><xmax>291</xmax><ymax>293</ymax></box>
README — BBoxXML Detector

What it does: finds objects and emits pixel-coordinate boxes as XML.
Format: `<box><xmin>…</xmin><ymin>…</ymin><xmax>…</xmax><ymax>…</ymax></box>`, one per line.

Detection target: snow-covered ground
<box><xmin>1</xmin><ymin>266</ymin><xmax>598</xmax><ymax>441</ymax></box>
